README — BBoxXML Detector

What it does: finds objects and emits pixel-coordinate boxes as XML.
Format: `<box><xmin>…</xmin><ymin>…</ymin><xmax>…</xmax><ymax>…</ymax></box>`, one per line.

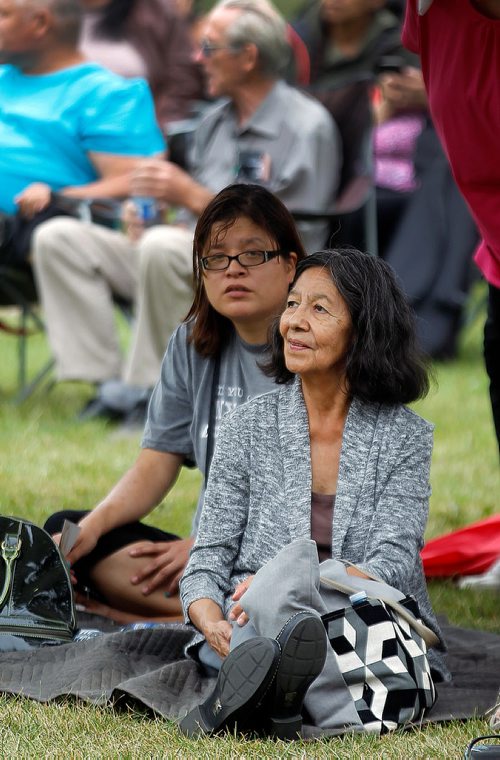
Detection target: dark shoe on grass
<box><xmin>121</xmin><ymin>399</ymin><xmax>149</xmax><ymax>431</ymax></box>
<box><xmin>179</xmin><ymin>637</ymin><xmax>280</xmax><ymax>738</ymax></box>
<box><xmin>266</xmin><ymin>611</ymin><xmax>327</xmax><ymax>740</ymax></box>
<box><xmin>78</xmin><ymin>397</ymin><xmax>124</xmax><ymax>422</ymax></box>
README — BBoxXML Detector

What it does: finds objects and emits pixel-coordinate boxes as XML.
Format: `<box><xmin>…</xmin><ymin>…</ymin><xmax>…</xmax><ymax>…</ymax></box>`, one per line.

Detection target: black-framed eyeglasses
<box><xmin>201</xmin><ymin>249</ymin><xmax>286</xmax><ymax>271</ymax></box>
<box><xmin>199</xmin><ymin>39</ymin><xmax>241</xmax><ymax>58</ymax></box>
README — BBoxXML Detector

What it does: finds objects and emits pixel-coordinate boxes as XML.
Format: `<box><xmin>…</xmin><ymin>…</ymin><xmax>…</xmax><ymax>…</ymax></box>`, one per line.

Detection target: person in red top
<box><xmin>403</xmin><ymin>0</ymin><xmax>500</xmax><ymax>456</ymax></box>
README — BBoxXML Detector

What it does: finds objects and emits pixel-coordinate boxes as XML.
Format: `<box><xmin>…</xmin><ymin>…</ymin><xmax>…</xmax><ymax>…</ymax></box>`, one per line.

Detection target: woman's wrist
<box><xmin>79</xmin><ymin>508</ymin><xmax>107</xmax><ymax>539</ymax></box>
<box><xmin>188</xmin><ymin>598</ymin><xmax>224</xmax><ymax>635</ymax></box>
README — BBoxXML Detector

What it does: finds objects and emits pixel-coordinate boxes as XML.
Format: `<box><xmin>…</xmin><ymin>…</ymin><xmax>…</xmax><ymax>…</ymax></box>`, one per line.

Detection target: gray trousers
<box><xmin>32</xmin><ymin>218</ymin><xmax>193</xmax><ymax>388</ymax></box>
<box><xmin>199</xmin><ymin>539</ymin><xmax>384</xmax><ymax>732</ymax></box>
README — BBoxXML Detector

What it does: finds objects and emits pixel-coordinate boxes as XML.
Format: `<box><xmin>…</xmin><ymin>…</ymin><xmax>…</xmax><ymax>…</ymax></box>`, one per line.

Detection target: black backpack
<box><xmin>0</xmin><ymin>516</ymin><xmax>76</xmax><ymax>649</ymax></box>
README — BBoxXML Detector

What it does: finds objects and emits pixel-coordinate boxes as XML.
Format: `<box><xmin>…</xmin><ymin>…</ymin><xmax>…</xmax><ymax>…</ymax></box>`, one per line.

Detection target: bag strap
<box><xmin>319</xmin><ymin>575</ymin><xmax>440</xmax><ymax>648</ymax></box>
<box><xmin>205</xmin><ymin>355</ymin><xmax>221</xmax><ymax>480</ymax></box>
<box><xmin>0</xmin><ymin>525</ymin><xmax>22</xmax><ymax>608</ymax></box>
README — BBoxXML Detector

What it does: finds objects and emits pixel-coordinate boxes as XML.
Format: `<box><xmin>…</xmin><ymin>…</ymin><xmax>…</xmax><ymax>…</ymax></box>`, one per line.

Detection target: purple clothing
<box><xmin>311</xmin><ymin>492</ymin><xmax>335</xmax><ymax>562</ymax></box>
<box><xmin>374</xmin><ymin>113</ymin><xmax>426</xmax><ymax>193</ymax></box>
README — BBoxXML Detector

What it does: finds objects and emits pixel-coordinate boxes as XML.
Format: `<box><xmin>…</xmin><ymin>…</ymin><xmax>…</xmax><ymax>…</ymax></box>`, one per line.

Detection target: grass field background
<box><xmin>0</xmin><ymin>282</ymin><xmax>498</xmax><ymax>757</ymax></box>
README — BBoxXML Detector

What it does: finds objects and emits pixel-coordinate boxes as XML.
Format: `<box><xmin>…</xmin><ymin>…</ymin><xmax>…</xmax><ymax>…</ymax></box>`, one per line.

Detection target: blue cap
<box><xmin>349</xmin><ymin>591</ymin><xmax>368</xmax><ymax>606</ymax></box>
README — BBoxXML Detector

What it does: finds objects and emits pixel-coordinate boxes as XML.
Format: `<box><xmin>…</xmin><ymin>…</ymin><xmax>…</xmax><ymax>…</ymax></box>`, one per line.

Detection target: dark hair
<box><xmin>267</xmin><ymin>248</ymin><xmax>430</xmax><ymax>404</ymax></box>
<box><xmin>185</xmin><ymin>183</ymin><xmax>307</xmax><ymax>358</ymax></box>
<box><xmin>93</xmin><ymin>0</ymin><xmax>136</xmax><ymax>39</ymax></box>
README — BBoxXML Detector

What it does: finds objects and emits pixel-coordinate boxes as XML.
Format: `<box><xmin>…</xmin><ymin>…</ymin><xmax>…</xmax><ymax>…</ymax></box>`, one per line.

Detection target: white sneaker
<box><xmin>457</xmin><ymin>558</ymin><xmax>500</xmax><ymax>590</ymax></box>
<box><xmin>487</xmin><ymin>690</ymin><xmax>500</xmax><ymax>730</ymax></box>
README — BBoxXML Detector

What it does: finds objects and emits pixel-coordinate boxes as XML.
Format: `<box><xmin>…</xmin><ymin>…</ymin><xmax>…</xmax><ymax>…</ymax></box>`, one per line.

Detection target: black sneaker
<box><xmin>266</xmin><ymin>612</ymin><xmax>328</xmax><ymax>740</ymax></box>
<box><xmin>77</xmin><ymin>397</ymin><xmax>124</xmax><ymax>422</ymax></box>
<box><xmin>179</xmin><ymin>637</ymin><xmax>280</xmax><ymax>738</ymax></box>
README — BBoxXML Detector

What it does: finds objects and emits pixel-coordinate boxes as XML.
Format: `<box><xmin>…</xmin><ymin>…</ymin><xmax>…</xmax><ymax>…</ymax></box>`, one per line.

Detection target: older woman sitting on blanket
<box><xmin>179</xmin><ymin>248</ymin><xmax>448</xmax><ymax>739</ymax></box>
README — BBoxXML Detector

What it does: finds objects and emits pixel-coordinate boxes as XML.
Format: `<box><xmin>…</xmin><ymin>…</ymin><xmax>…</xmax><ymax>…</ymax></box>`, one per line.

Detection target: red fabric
<box><xmin>287</xmin><ymin>24</ymin><xmax>311</xmax><ymax>86</ymax></box>
<box><xmin>402</xmin><ymin>0</ymin><xmax>500</xmax><ymax>288</ymax></box>
<box><xmin>421</xmin><ymin>515</ymin><xmax>500</xmax><ymax>577</ymax></box>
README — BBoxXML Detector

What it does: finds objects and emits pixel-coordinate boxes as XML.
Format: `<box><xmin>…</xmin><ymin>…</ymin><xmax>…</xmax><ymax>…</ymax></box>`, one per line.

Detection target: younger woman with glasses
<box><xmin>44</xmin><ymin>184</ymin><xmax>305</xmax><ymax>623</ymax></box>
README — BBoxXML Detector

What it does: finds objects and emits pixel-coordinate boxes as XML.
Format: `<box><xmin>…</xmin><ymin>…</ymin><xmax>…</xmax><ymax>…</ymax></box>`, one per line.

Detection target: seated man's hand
<box><xmin>129</xmin><ymin>537</ymin><xmax>194</xmax><ymax>596</ymax></box>
<box><xmin>15</xmin><ymin>182</ymin><xmax>52</xmax><ymax>218</ymax></box>
<box><xmin>131</xmin><ymin>159</ymin><xmax>194</xmax><ymax>207</ymax></box>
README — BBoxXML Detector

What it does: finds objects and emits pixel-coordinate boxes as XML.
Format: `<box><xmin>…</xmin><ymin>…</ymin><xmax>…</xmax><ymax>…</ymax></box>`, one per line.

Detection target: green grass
<box><xmin>0</xmin><ymin>286</ymin><xmax>498</xmax><ymax>757</ymax></box>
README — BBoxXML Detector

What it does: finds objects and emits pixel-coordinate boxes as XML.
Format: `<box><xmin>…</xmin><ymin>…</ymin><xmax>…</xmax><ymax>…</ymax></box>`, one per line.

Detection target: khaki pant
<box><xmin>33</xmin><ymin>218</ymin><xmax>193</xmax><ymax>388</ymax></box>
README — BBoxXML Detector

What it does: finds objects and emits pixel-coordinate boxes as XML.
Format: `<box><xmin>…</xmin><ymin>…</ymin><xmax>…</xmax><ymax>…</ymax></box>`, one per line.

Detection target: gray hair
<box><xmin>16</xmin><ymin>0</ymin><xmax>82</xmax><ymax>44</ymax></box>
<box><xmin>215</xmin><ymin>0</ymin><xmax>290</xmax><ymax>77</ymax></box>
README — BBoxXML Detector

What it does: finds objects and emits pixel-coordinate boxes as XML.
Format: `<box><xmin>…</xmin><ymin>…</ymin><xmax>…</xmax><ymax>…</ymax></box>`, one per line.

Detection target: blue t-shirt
<box><xmin>0</xmin><ymin>63</ymin><xmax>165</xmax><ymax>213</ymax></box>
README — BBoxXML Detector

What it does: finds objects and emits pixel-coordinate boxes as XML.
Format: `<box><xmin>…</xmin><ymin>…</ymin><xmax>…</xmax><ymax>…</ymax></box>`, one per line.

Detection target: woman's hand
<box><xmin>203</xmin><ymin>619</ymin><xmax>233</xmax><ymax>659</ymax></box>
<box><xmin>15</xmin><ymin>183</ymin><xmax>52</xmax><ymax>218</ymax></box>
<box><xmin>228</xmin><ymin>575</ymin><xmax>254</xmax><ymax>626</ymax></box>
<box><xmin>188</xmin><ymin>598</ymin><xmax>233</xmax><ymax>658</ymax></box>
<box><xmin>52</xmin><ymin>514</ymin><xmax>103</xmax><ymax>566</ymax></box>
<box><xmin>129</xmin><ymin>537</ymin><xmax>194</xmax><ymax>596</ymax></box>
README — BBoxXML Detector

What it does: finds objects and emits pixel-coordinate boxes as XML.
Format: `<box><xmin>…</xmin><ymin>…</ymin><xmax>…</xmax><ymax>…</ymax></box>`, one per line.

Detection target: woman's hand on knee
<box><xmin>128</xmin><ymin>538</ymin><xmax>194</xmax><ymax>595</ymax></box>
<box><xmin>204</xmin><ymin>620</ymin><xmax>233</xmax><ymax>659</ymax></box>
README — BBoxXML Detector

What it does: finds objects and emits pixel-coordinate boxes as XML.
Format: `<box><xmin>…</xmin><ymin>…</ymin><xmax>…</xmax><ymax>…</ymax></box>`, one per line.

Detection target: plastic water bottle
<box><xmin>120</xmin><ymin>621</ymin><xmax>184</xmax><ymax>632</ymax></box>
<box><xmin>121</xmin><ymin>622</ymin><xmax>162</xmax><ymax>631</ymax></box>
<box><xmin>349</xmin><ymin>591</ymin><xmax>368</xmax><ymax>608</ymax></box>
<box><xmin>132</xmin><ymin>196</ymin><xmax>160</xmax><ymax>227</ymax></box>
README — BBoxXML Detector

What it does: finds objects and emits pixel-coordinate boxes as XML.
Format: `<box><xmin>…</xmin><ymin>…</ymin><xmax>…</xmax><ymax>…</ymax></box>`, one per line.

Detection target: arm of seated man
<box><xmin>15</xmin><ymin>153</ymin><xmax>164</xmax><ymax>218</ymax></box>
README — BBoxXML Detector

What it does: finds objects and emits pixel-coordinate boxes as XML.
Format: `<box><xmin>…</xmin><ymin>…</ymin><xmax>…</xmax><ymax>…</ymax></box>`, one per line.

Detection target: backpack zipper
<box><xmin>0</xmin><ymin>624</ymin><xmax>73</xmax><ymax>641</ymax></box>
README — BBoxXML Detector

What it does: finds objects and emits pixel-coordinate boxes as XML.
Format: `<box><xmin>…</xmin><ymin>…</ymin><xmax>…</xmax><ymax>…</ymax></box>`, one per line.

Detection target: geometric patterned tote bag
<box><xmin>321</xmin><ymin>577</ymin><xmax>438</xmax><ymax>734</ymax></box>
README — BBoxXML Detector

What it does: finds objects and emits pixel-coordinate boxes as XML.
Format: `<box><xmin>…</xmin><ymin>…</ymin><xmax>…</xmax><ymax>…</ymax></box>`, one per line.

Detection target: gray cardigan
<box><xmin>180</xmin><ymin>378</ymin><xmax>446</xmax><ymax>663</ymax></box>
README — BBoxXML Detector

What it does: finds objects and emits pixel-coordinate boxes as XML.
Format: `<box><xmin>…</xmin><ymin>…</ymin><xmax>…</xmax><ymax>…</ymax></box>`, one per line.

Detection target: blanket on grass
<box><xmin>0</xmin><ymin>616</ymin><xmax>498</xmax><ymax>737</ymax></box>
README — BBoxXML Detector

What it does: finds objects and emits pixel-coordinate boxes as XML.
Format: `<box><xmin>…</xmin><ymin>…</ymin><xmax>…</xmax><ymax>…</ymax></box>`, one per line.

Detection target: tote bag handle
<box><xmin>319</xmin><ymin>575</ymin><xmax>440</xmax><ymax>648</ymax></box>
<box><xmin>0</xmin><ymin>528</ymin><xmax>21</xmax><ymax>608</ymax></box>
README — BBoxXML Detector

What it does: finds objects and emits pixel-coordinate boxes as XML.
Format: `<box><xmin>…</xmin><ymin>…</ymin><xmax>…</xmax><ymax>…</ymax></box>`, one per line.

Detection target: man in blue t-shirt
<box><xmin>0</xmin><ymin>0</ymin><xmax>164</xmax><ymax>219</ymax></box>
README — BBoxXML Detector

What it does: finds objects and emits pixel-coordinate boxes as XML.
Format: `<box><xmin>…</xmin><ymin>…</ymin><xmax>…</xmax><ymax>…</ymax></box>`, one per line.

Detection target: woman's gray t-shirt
<box><xmin>142</xmin><ymin>321</ymin><xmax>275</xmax><ymax>533</ymax></box>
